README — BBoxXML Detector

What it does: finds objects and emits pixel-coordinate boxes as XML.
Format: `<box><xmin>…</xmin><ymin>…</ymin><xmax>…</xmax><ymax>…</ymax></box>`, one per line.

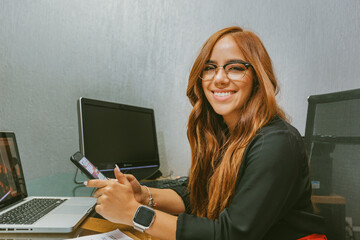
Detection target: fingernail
<box><xmin>115</xmin><ymin>164</ymin><xmax>121</xmax><ymax>172</ymax></box>
<box><xmin>83</xmin><ymin>181</ymin><xmax>88</xmax><ymax>186</ymax></box>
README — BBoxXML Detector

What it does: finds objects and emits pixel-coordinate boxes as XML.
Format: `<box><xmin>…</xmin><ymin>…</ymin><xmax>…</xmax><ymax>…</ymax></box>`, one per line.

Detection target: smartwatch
<box><xmin>132</xmin><ymin>205</ymin><xmax>156</xmax><ymax>232</ymax></box>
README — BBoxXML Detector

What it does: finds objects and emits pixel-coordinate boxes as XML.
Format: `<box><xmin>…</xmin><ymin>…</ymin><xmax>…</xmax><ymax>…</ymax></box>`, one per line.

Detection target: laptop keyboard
<box><xmin>0</xmin><ymin>198</ymin><xmax>67</xmax><ymax>224</ymax></box>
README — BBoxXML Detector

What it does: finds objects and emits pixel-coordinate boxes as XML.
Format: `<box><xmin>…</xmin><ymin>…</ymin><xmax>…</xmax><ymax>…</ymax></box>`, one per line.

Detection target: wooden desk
<box><xmin>311</xmin><ymin>194</ymin><xmax>346</xmax><ymax>205</ymax></box>
<box><xmin>311</xmin><ymin>195</ymin><xmax>346</xmax><ymax>240</ymax></box>
<box><xmin>80</xmin><ymin>217</ymin><xmax>158</xmax><ymax>240</ymax></box>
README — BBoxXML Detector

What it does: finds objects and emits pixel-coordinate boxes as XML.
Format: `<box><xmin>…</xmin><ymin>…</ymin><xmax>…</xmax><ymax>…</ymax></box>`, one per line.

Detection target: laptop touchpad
<box><xmin>53</xmin><ymin>205</ymin><xmax>89</xmax><ymax>214</ymax></box>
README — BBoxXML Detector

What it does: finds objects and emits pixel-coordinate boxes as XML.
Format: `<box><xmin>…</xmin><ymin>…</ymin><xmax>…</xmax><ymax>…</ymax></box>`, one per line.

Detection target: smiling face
<box><xmin>201</xmin><ymin>35</ymin><xmax>254</xmax><ymax>130</ymax></box>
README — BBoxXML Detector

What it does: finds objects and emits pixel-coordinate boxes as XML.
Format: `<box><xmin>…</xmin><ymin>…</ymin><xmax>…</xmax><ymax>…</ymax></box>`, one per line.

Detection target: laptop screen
<box><xmin>0</xmin><ymin>132</ymin><xmax>27</xmax><ymax>209</ymax></box>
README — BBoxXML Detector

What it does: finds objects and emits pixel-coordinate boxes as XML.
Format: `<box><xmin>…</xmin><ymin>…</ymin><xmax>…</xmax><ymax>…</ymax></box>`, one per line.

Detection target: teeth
<box><xmin>214</xmin><ymin>92</ymin><xmax>232</xmax><ymax>97</ymax></box>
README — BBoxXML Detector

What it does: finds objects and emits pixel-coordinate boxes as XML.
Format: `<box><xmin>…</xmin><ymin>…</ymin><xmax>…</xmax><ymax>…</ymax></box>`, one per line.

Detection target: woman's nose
<box><xmin>213</xmin><ymin>68</ymin><xmax>230</xmax><ymax>86</ymax></box>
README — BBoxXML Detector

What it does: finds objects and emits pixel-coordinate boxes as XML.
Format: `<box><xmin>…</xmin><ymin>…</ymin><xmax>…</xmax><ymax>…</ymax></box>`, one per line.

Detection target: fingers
<box><xmin>86</xmin><ymin>179</ymin><xmax>109</xmax><ymax>188</ymax></box>
<box><xmin>95</xmin><ymin>203</ymin><xmax>104</xmax><ymax>216</ymax></box>
<box><xmin>114</xmin><ymin>167</ymin><xmax>131</xmax><ymax>186</ymax></box>
<box><xmin>93</xmin><ymin>187</ymin><xmax>107</xmax><ymax>198</ymax></box>
<box><xmin>125</xmin><ymin>174</ymin><xmax>136</xmax><ymax>182</ymax></box>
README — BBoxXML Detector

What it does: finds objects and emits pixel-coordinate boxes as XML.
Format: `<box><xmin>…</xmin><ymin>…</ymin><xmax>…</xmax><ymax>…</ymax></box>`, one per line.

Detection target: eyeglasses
<box><xmin>200</xmin><ymin>61</ymin><xmax>252</xmax><ymax>81</ymax></box>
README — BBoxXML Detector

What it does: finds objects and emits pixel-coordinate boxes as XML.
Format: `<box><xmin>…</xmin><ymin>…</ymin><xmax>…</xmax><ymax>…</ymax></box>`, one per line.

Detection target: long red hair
<box><xmin>186</xmin><ymin>26</ymin><xmax>286</xmax><ymax>219</ymax></box>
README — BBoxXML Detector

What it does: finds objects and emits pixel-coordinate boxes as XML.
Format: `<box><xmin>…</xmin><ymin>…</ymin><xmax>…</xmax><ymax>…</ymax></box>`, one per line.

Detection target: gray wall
<box><xmin>1</xmin><ymin>0</ymin><xmax>360</xmax><ymax>181</ymax></box>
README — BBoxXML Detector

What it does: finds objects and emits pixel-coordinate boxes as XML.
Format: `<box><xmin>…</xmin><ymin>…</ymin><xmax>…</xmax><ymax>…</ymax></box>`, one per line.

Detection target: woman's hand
<box><xmin>86</xmin><ymin>167</ymin><xmax>140</xmax><ymax>225</ymax></box>
<box><xmin>123</xmin><ymin>173</ymin><xmax>148</xmax><ymax>205</ymax></box>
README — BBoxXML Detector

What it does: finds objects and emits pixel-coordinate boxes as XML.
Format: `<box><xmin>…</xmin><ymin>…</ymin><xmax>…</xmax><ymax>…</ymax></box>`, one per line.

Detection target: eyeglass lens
<box><xmin>201</xmin><ymin>63</ymin><xmax>248</xmax><ymax>80</ymax></box>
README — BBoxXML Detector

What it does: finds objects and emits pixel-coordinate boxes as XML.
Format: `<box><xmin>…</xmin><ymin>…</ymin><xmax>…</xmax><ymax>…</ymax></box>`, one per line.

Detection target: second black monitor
<box><xmin>78</xmin><ymin>97</ymin><xmax>160</xmax><ymax>180</ymax></box>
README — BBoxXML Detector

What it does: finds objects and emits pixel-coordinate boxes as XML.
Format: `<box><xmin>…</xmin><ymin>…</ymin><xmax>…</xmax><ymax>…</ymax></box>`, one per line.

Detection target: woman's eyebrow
<box><xmin>205</xmin><ymin>59</ymin><xmax>247</xmax><ymax>65</ymax></box>
<box><xmin>227</xmin><ymin>59</ymin><xmax>247</xmax><ymax>64</ymax></box>
<box><xmin>205</xmin><ymin>60</ymin><xmax>217</xmax><ymax>64</ymax></box>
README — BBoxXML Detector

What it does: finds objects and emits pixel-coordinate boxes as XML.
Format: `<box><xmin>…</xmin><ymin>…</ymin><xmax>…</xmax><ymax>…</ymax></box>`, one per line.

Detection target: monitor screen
<box><xmin>78</xmin><ymin>98</ymin><xmax>160</xmax><ymax>180</ymax></box>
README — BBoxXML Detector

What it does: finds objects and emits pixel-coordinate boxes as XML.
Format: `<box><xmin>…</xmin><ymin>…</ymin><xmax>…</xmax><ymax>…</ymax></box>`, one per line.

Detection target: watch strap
<box><xmin>133</xmin><ymin>223</ymin><xmax>146</xmax><ymax>232</ymax></box>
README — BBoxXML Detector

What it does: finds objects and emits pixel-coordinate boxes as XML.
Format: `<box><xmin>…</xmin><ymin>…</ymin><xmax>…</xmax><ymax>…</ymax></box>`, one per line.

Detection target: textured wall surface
<box><xmin>0</xmin><ymin>0</ymin><xmax>360</xmax><ymax>180</ymax></box>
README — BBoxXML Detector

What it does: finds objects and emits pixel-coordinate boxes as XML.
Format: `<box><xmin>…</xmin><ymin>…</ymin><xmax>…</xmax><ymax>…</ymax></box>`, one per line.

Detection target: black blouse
<box><xmin>169</xmin><ymin>117</ymin><xmax>325</xmax><ymax>240</ymax></box>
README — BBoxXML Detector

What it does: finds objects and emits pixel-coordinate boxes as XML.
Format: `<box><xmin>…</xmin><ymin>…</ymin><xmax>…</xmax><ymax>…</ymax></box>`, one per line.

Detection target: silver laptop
<box><xmin>0</xmin><ymin>132</ymin><xmax>97</xmax><ymax>233</ymax></box>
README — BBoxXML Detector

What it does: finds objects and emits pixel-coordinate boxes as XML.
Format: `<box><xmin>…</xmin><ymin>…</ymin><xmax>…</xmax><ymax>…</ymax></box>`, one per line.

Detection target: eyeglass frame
<box><xmin>200</xmin><ymin>60</ymin><xmax>253</xmax><ymax>81</ymax></box>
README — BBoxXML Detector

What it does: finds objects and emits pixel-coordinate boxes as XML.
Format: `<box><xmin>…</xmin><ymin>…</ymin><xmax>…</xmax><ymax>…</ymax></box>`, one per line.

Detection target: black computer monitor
<box><xmin>78</xmin><ymin>97</ymin><xmax>160</xmax><ymax>180</ymax></box>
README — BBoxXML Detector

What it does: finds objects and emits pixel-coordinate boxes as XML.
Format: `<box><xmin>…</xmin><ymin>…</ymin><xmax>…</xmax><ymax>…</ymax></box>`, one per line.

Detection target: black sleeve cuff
<box><xmin>163</xmin><ymin>179</ymin><xmax>191</xmax><ymax>214</ymax></box>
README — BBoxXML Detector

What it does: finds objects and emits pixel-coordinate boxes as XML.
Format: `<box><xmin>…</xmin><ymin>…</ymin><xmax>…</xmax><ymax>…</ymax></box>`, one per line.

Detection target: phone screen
<box><xmin>78</xmin><ymin>156</ymin><xmax>108</xmax><ymax>180</ymax></box>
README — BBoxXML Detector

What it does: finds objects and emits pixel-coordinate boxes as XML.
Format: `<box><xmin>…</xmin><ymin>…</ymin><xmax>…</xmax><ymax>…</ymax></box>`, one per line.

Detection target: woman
<box><xmin>86</xmin><ymin>26</ymin><xmax>326</xmax><ymax>240</ymax></box>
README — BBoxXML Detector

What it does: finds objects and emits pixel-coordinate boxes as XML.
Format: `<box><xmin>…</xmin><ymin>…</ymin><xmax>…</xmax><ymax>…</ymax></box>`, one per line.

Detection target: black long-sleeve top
<box><xmin>169</xmin><ymin>117</ymin><xmax>325</xmax><ymax>240</ymax></box>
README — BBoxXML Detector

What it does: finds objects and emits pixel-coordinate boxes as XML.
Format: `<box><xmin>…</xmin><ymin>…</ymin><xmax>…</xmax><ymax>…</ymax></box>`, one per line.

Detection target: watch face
<box><xmin>134</xmin><ymin>206</ymin><xmax>156</xmax><ymax>227</ymax></box>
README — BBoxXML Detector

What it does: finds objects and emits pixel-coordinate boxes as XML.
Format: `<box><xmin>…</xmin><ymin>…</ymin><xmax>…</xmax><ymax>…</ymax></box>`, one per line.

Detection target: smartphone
<box><xmin>70</xmin><ymin>151</ymin><xmax>108</xmax><ymax>180</ymax></box>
